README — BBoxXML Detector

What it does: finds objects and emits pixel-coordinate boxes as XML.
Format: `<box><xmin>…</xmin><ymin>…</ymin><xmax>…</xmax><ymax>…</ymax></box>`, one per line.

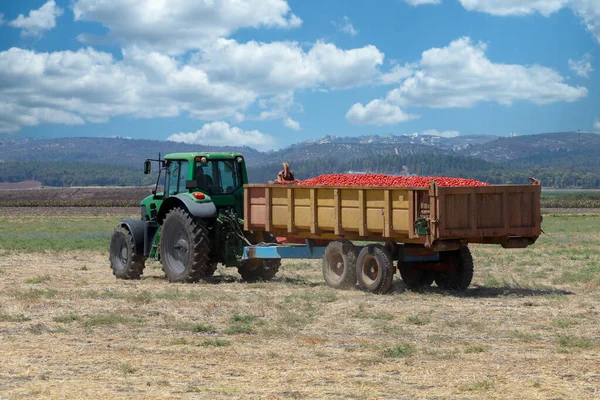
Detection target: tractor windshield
<box><xmin>194</xmin><ymin>159</ymin><xmax>243</xmax><ymax>195</ymax></box>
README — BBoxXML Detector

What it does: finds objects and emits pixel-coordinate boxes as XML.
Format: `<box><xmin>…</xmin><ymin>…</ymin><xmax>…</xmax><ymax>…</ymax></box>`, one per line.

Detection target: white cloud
<box><xmin>0</xmin><ymin>103</ymin><xmax>85</xmax><ymax>134</ymax></box>
<box><xmin>167</xmin><ymin>122</ymin><xmax>276</xmax><ymax>151</ymax></box>
<box><xmin>404</xmin><ymin>0</ymin><xmax>442</xmax><ymax>5</ymax></box>
<box><xmin>347</xmin><ymin>37</ymin><xmax>587</xmax><ymax>126</ymax></box>
<box><xmin>0</xmin><ymin>39</ymin><xmax>383</xmax><ymax>133</ymax></box>
<box><xmin>346</xmin><ymin>99</ymin><xmax>419</xmax><ymax>126</ymax></box>
<box><xmin>458</xmin><ymin>0</ymin><xmax>568</xmax><ymax>16</ymax></box>
<box><xmin>388</xmin><ymin>37</ymin><xmax>587</xmax><ymax>108</ymax></box>
<box><xmin>569</xmin><ymin>54</ymin><xmax>593</xmax><ymax>78</ymax></box>
<box><xmin>378</xmin><ymin>63</ymin><xmax>415</xmax><ymax>85</ymax></box>
<box><xmin>283</xmin><ymin>117</ymin><xmax>301</xmax><ymax>131</ymax></box>
<box><xmin>0</xmin><ymin>47</ymin><xmax>256</xmax><ymax>133</ymax></box>
<box><xmin>332</xmin><ymin>16</ymin><xmax>358</xmax><ymax>36</ymax></box>
<box><xmin>255</xmin><ymin>92</ymin><xmax>300</xmax><ymax>127</ymax></box>
<box><xmin>455</xmin><ymin>0</ymin><xmax>600</xmax><ymax>42</ymax></box>
<box><xmin>305</xmin><ymin>42</ymin><xmax>384</xmax><ymax>89</ymax></box>
<box><xmin>197</xmin><ymin>39</ymin><xmax>384</xmax><ymax>92</ymax></box>
<box><xmin>594</xmin><ymin>118</ymin><xmax>600</xmax><ymax>131</ymax></box>
<box><xmin>408</xmin><ymin>1</ymin><xmax>600</xmax><ymax>42</ymax></box>
<box><xmin>73</xmin><ymin>0</ymin><xmax>302</xmax><ymax>54</ymax></box>
<box><xmin>571</xmin><ymin>0</ymin><xmax>600</xmax><ymax>43</ymax></box>
<box><xmin>9</xmin><ymin>0</ymin><xmax>63</xmax><ymax>37</ymax></box>
<box><xmin>421</xmin><ymin>129</ymin><xmax>461</xmax><ymax>137</ymax></box>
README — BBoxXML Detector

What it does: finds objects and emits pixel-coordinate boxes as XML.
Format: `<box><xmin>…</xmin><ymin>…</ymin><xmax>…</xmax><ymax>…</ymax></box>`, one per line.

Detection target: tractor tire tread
<box><xmin>109</xmin><ymin>226</ymin><xmax>145</xmax><ymax>280</ymax></box>
<box><xmin>160</xmin><ymin>207</ymin><xmax>211</xmax><ymax>283</ymax></box>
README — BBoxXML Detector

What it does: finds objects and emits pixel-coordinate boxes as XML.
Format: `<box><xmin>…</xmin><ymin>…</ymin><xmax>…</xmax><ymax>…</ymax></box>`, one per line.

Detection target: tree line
<box><xmin>1</xmin><ymin>153</ymin><xmax>599</xmax><ymax>188</ymax></box>
<box><xmin>0</xmin><ymin>161</ymin><xmax>156</xmax><ymax>187</ymax></box>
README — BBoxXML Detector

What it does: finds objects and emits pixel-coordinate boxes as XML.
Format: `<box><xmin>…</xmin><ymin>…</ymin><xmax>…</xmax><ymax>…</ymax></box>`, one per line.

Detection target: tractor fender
<box><xmin>159</xmin><ymin>194</ymin><xmax>217</xmax><ymax>222</ymax></box>
<box><xmin>119</xmin><ymin>218</ymin><xmax>145</xmax><ymax>255</ymax></box>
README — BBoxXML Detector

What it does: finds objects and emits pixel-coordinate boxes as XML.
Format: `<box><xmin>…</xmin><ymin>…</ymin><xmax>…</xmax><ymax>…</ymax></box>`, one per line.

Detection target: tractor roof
<box><xmin>164</xmin><ymin>152</ymin><xmax>244</xmax><ymax>160</ymax></box>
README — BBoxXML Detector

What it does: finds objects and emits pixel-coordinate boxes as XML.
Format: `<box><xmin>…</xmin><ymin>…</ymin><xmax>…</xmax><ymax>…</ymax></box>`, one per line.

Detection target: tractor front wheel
<box><xmin>160</xmin><ymin>208</ymin><xmax>212</xmax><ymax>283</ymax></box>
<box><xmin>109</xmin><ymin>226</ymin><xmax>145</xmax><ymax>280</ymax></box>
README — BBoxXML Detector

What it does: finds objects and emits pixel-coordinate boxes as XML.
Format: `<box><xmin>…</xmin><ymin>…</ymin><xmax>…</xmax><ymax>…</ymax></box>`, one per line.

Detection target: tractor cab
<box><xmin>141</xmin><ymin>152</ymin><xmax>248</xmax><ymax>222</ymax></box>
<box><xmin>188</xmin><ymin>155</ymin><xmax>245</xmax><ymax>196</ymax></box>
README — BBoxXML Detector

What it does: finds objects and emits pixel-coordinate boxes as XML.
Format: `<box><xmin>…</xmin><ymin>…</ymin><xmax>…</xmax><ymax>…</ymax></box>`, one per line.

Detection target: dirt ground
<box><xmin>1</xmin><ymin>247</ymin><xmax>599</xmax><ymax>399</ymax></box>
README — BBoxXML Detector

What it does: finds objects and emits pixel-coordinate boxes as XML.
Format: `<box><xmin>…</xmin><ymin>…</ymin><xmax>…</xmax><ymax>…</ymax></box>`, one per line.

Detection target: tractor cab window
<box><xmin>194</xmin><ymin>159</ymin><xmax>242</xmax><ymax>194</ymax></box>
<box><xmin>167</xmin><ymin>160</ymin><xmax>189</xmax><ymax>196</ymax></box>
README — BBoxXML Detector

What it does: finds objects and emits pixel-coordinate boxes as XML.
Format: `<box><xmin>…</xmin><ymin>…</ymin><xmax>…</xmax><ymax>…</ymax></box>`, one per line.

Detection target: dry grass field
<box><xmin>0</xmin><ymin>208</ymin><xmax>599</xmax><ymax>399</ymax></box>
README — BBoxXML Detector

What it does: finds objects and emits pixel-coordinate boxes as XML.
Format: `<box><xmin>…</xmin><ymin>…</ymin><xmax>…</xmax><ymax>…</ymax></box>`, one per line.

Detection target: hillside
<box><xmin>1</xmin><ymin>131</ymin><xmax>599</xmax><ymax>188</ymax></box>
<box><xmin>2</xmin><ymin>132</ymin><xmax>596</xmax><ymax>166</ymax></box>
<box><xmin>459</xmin><ymin>131</ymin><xmax>600</xmax><ymax>162</ymax></box>
<box><xmin>0</xmin><ymin>137</ymin><xmax>265</xmax><ymax>167</ymax></box>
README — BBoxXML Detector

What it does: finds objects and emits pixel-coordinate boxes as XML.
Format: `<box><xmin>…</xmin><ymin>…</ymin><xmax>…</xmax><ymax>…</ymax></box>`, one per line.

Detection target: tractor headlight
<box><xmin>200</xmin><ymin>157</ymin><xmax>208</xmax><ymax>165</ymax></box>
<box><xmin>236</xmin><ymin>156</ymin><xmax>243</xmax><ymax>164</ymax></box>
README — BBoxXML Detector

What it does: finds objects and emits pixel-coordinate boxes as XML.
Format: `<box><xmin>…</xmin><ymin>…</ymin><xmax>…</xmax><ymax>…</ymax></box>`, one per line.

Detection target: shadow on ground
<box><xmin>142</xmin><ymin>274</ymin><xmax>573</xmax><ymax>297</ymax></box>
<box><xmin>395</xmin><ymin>282</ymin><xmax>574</xmax><ymax>298</ymax></box>
<box><xmin>142</xmin><ymin>274</ymin><xmax>323</xmax><ymax>287</ymax></box>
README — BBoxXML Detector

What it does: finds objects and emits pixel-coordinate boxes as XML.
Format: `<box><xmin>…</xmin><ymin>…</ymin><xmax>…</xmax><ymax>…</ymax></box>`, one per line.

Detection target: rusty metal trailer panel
<box><xmin>243</xmin><ymin>182</ymin><xmax>541</xmax><ymax>250</ymax></box>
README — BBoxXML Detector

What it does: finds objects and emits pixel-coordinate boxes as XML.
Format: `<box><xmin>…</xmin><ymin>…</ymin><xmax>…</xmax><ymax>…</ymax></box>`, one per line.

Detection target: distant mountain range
<box><xmin>1</xmin><ymin>131</ymin><xmax>599</xmax><ymax>188</ymax></box>
<box><xmin>0</xmin><ymin>137</ymin><xmax>265</xmax><ymax>167</ymax></box>
<box><xmin>2</xmin><ymin>131</ymin><xmax>596</xmax><ymax>166</ymax></box>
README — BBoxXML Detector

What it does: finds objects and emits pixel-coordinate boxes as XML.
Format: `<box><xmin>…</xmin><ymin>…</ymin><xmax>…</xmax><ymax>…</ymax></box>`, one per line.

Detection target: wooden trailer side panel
<box><xmin>433</xmin><ymin>185</ymin><xmax>541</xmax><ymax>239</ymax></box>
<box><xmin>244</xmin><ymin>185</ymin><xmax>415</xmax><ymax>241</ymax></box>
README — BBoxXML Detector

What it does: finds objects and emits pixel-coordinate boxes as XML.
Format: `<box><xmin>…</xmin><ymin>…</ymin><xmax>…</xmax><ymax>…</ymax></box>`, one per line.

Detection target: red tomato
<box><xmin>296</xmin><ymin>174</ymin><xmax>489</xmax><ymax>187</ymax></box>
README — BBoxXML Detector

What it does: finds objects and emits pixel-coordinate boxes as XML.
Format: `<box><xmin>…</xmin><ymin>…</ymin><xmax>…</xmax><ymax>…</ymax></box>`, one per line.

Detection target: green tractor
<box><xmin>108</xmin><ymin>152</ymin><xmax>280</xmax><ymax>282</ymax></box>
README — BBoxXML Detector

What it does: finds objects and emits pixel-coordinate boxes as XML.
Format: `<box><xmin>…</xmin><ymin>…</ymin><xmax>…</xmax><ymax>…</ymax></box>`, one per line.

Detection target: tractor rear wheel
<box><xmin>322</xmin><ymin>240</ymin><xmax>358</xmax><ymax>290</ymax></box>
<box><xmin>434</xmin><ymin>246</ymin><xmax>474</xmax><ymax>291</ymax></box>
<box><xmin>238</xmin><ymin>259</ymin><xmax>281</xmax><ymax>282</ymax></box>
<box><xmin>356</xmin><ymin>244</ymin><xmax>394</xmax><ymax>294</ymax></box>
<box><xmin>160</xmin><ymin>208</ymin><xmax>212</xmax><ymax>283</ymax></box>
<box><xmin>109</xmin><ymin>226</ymin><xmax>145</xmax><ymax>279</ymax></box>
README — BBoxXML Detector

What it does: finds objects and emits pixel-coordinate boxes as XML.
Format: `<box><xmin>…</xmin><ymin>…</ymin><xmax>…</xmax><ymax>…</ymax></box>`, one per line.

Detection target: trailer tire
<box><xmin>160</xmin><ymin>208</ymin><xmax>212</xmax><ymax>283</ymax></box>
<box><xmin>434</xmin><ymin>246</ymin><xmax>474</xmax><ymax>291</ymax></box>
<box><xmin>109</xmin><ymin>226</ymin><xmax>145</xmax><ymax>280</ymax></box>
<box><xmin>322</xmin><ymin>240</ymin><xmax>358</xmax><ymax>290</ymax></box>
<box><xmin>356</xmin><ymin>244</ymin><xmax>394</xmax><ymax>294</ymax></box>
<box><xmin>399</xmin><ymin>262</ymin><xmax>434</xmax><ymax>291</ymax></box>
<box><xmin>238</xmin><ymin>259</ymin><xmax>281</xmax><ymax>282</ymax></box>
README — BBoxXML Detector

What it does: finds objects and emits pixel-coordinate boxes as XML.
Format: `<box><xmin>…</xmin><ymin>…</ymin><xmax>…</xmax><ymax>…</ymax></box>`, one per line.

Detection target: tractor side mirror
<box><xmin>144</xmin><ymin>160</ymin><xmax>151</xmax><ymax>174</ymax></box>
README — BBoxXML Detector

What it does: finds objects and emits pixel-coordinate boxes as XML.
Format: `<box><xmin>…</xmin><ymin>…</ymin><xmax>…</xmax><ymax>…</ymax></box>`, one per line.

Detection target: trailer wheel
<box><xmin>109</xmin><ymin>226</ymin><xmax>145</xmax><ymax>280</ymax></box>
<box><xmin>160</xmin><ymin>208</ymin><xmax>212</xmax><ymax>283</ymax></box>
<box><xmin>238</xmin><ymin>259</ymin><xmax>281</xmax><ymax>282</ymax></box>
<box><xmin>322</xmin><ymin>240</ymin><xmax>358</xmax><ymax>290</ymax></box>
<box><xmin>434</xmin><ymin>246</ymin><xmax>474</xmax><ymax>291</ymax></box>
<box><xmin>356</xmin><ymin>244</ymin><xmax>394</xmax><ymax>294</ymax></box>
<box><xmin>399</xmin><ymin>262</ymin><xmax>434</xmax><ymax>291</ymax></box>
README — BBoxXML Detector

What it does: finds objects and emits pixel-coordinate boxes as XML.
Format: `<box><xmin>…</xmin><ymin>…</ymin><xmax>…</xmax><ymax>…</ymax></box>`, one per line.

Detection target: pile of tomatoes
<box><xmin>296</xmin><ymin>174</ymin><xmax>489</xmax><ymax>187</ymax></box>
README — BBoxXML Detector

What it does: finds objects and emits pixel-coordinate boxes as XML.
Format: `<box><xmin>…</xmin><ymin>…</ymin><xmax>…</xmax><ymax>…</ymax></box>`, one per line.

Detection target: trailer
<box><xmin>242</xmin><ymin>181</ymin><xmax>542</xmax><ymax>293</ymax></box>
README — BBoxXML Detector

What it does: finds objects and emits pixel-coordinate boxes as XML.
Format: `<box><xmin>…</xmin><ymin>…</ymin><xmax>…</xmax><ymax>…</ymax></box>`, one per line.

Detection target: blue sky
<box><xmin>0</xmin><ymin>0</ymin><xmax>598</xmax><ymax>150</ymax></box>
